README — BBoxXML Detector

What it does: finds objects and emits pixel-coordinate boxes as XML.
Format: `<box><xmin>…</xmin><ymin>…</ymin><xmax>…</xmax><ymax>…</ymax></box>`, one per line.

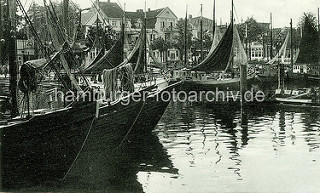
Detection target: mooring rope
<box><xmin>118</xmin><ymin>99</ymin><xmax>147</xmax><ymax>147</ymax></box>
<box><xmin>62</xmin><ymin>116</ymin><xmax>96</xmax><ymax>181</ymax></box>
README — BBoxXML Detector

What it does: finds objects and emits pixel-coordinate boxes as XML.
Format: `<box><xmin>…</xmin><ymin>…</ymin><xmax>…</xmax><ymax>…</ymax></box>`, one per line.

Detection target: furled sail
<box><xmin>210</xmin><ymin>25</ymin><xmax>224</xmax><ymax>54</ymax></box>
<box><xmin>83</xmin><ymin>39</ymin><xmax>123</xmax><ymax>74</ymax></box>
<box><xmin>232</xmin><ymin>27</ymin><xmax>248</xmax><ymax>69</ymax></box>
<box><xmin>267</xmin><ymin>32</ymin><xmax>289</xmax><ymax>65</ymax></box>
<box><xmin>295</xmin><ymin>16</ymin><xmax>320</xmax><ymax>64</ymax></box>
<box><xmin>45</xmin><ymin>1</ymin><xmax>82</xmax><ymax>91</ymax></box>
<box><xmin>192</xmin><ymin>23</ymin><xmax>233</xmax><ymax>72</ymax></box>
<box><xmin>83</xmin><ymin>30</ymin><xmax>145</xmax><ymax>74</ymax></box>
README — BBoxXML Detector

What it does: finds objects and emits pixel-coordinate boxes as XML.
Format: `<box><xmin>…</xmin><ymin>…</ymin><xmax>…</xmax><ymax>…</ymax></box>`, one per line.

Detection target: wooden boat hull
<box><xmin>0</xmin><ymin>98</ymin><xmax>144</xmax><ymax>190</ymax></box>
<box><xmin>275</xmin><ymin>97</ymin><xmax>313</xmax><ymax>104</ymax></box>
<box><xmin>131</xmin><ymin>82</ymin><xmax>182</xmax><ymax>133</ymax></box>
<box><xmin>182</xmin><ymin>77</ymin><xmax>255</xmax><ymax>91</ymax></box>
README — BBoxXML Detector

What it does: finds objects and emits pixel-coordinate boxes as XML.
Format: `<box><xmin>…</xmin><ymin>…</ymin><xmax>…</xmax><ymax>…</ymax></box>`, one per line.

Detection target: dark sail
<box><xmin>83</xmin><ymin>39</ymin><xmax>123</xmax><ymax>74</ymax></box>
<box><xmin>192</xmin><ymin>23</ymin><xmax>233</xmax><ymax>72</ymax></box>
<box><xmin>296</xmin><ymin>16</ymin><xmax>320</xmax><ymax>64</ymax></box>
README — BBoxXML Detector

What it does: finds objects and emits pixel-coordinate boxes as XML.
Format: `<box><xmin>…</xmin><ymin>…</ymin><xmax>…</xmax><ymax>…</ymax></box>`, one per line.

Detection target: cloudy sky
<box><xmin>29</xmin><ymin>0</ymin><xmax>320</xmax><ymax>28</ymax></box>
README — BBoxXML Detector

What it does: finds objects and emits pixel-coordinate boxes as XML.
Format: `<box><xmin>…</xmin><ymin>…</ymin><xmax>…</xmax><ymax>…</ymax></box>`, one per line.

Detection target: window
<box><xmin>161</xmin><ymin>21</ymin><xmax>165</xmax><ymax>28</ymax></box>
<box><xmin>112</xmin><ymin>20</ymin><xmax>117</xmax><ymax>27</ymax></box>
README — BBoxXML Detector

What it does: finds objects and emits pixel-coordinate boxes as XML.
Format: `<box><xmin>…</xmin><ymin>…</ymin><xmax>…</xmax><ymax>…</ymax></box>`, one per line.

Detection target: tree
<box><xmin>172</xmin><ymin>19</ymin><xmax>193</xmax><ymax>61</ymax></box>
<box><xmin>150</xmin><ymin>37</ymin><xmax>171</xmax><ymax>63</ymax></box>
<box><xmin>85</xmin><ymin>24</ymin><xmax>117</xmax><ymax>50</ymax></box>
<box><xmin>237</xmin><ymin>17</ymin><xmax>266</xmax><ymax>43</ymax></box>
<box><xmin>296</xmin><ymin>13</ymin><xmax>320</xmax><ymax>63</ymax></box>
<box><xmin>191</xmin><ymin>31</ymin><xmax>212</xmax><ymax>54</ymax></box>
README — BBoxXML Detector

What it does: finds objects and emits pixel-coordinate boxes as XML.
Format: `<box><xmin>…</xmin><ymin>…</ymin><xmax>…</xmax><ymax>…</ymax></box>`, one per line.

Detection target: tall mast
<box><xmin>63</xmin><ymin>0</ymin><xmax>69</xmax><ymax>37</ymax></box>
<box><xmin>290</xmin><ymin>18</ymin><xmax>294</xmax><ymax>75</ymax></box>
<box><xmin>213</xmin><ymin>0</ymin><xmax>215</xmax><ymax>36</ymax></box>
<box><xmin>0</xmin><ymin>0</ymin><xmax>2</xmax><ymax>66</ymax></box>
<box><xmin>144</xmin><ymin>1</ymin><xmax>147</xmax><ymax>73</ymax></box>
<box><xmin>270</xmin><ymin>13</ymin><xmax>273</xmax><ymax>59</ymax></box>
<box><xmin>122</xmin><ymin>3</ymin><xmax>126</xmax><ymax>60</ymax></box>
<box><xmin>231</xmin><ymin>0</ymin><xmax>233</xmax><ymax>26</ymax></box>
<box><xmin>200</xmin><ymin>4</ymin><xmax>203</xmax><ymax>63</ymax></box>
<box><xmin>8</xmin><ymin>0</ymin><xmax>18</xmax><ymax>117</ymax></box>
<box><xmin>184</xmin><ymin>5</ymin><xmax>187</xmax><ymax>67</ymax></box>
<box><xmin>231</xmin><ymin>0</ymin><xmax>234</xmax><ymax>68</ymax></box>
<box><xmin>318</xmin><ymin>7</ymin><xmax>320</xmax><ymax>32</ymax></box>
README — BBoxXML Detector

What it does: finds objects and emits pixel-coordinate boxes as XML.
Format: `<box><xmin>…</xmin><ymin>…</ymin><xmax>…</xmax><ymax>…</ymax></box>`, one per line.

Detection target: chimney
<box><xmin>189</xmin><ymin>14</ymin><xmax>192</xmax><ymax>19</ymax></box>
<box><xmin>108</xmin><ymin>0</ymin><xmax>110</xmax><ymax>2</ymax></box>
<box><xmin>148</xmin><ymin>8</ymin><xmax>151</xmax><ymax>12</ymax></box>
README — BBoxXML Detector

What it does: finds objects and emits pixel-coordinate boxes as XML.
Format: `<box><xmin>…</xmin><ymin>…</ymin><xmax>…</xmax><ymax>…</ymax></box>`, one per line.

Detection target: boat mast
<box><xmin>184</xmin><ymin>5</ymin><xmax>187</xmax><ymax>68</ymax></box>
<box><xmin>230</xmin><ymin>0</ymin><xmax>234</xmax><ymax>69</ymax></box>
<box><xmin>213</xmin><ymin>0</ymin><xmax>215</xmax><ymax>37</ymax></box>
<box><xmin>144</xmin><ymin>1</ymin><xmax>147</xmax><ymax>73</ymax></box>
<box><xmin>200</xmin><ymin>4</ymin><xmax>203</xmax><ymax>63</ymax></box>
<box><xmin>122</xmin><ymin>3</ymin><xmax>126</xmax><ymax>60</ymax></box>
<box><xmin>63</xmin><ymin>0</ymin><xmax>69</xmax><ymax>37</ymax></box>
<box><xmin>290</xmin><ymin>18</ymin><xmax>293</xmax><ymax>75</ymax></box>
<box><xmin>0</xmin><ymin>0</ymin><xmax>2</xmax><ymax>66</ymax></box>
<box><xmin>8</xmin><ymin>0</ymin><xmax>19</xmax><ymax>117</ymax></box>
<box><xmin>270</xmin><ymin>13</ymin><xmax>273</xmax><ymax>60</ymax></box>
<box><xmin>318</xmin><ymin>7</ymin><xmax>319</xmax><ymax>31</ymax></box>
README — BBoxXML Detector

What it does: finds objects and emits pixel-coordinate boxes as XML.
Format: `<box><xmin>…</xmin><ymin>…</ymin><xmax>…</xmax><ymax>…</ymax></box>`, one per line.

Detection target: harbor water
<box><xmin>7</xmin><ymin>100</ymin><xmax>320</xmax><ymax>192</ymax></box>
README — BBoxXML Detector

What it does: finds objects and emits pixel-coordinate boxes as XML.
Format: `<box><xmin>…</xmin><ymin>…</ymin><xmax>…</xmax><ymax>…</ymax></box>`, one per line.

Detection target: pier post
<box><xmin>278</xmin><ymin>63</ymin><xmax>285</xmax><ymax>89</ymax></box>
<box><xmin>240</xmin><ymin>64</ymin><xmax>248</xmax><ymax>127</ymax></box>
<box><xmin>240</xmin><ymin>64</ymin><xmax>247</xmax><ymax>104</ymax></box>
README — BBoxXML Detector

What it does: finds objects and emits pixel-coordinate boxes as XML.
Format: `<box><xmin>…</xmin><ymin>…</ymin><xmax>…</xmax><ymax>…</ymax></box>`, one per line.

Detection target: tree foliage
<box><xmin>237</xmin><ymin>16</ymin><xmax>267</xmax><ymax>43</ymax></box>
<box><xmin>85</xmin><ymin>24</ymin><xmax>117</xmax><ymax>50</ymax></box>
<box><xmin>172</xmin><ymin>19</ymin><xmax>193</xmax><ymax>60</ymax></box>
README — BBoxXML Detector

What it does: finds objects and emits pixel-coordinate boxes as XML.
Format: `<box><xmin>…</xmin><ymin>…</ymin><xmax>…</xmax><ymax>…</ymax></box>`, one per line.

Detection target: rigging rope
<box><xmin>62</xmin><ymin>116</ymin><xmax>96</xmax><ymax>180</ymax></box>
<box><xmin>118</xmin><ymin>100</ymin><xmax>146</xmax><ymax>147</ymax></box>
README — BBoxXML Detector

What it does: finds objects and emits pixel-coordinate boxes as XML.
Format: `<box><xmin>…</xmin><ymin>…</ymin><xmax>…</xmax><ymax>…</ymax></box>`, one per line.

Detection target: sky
<box><xmin>27</xmin><ymin>0</ymin><xmax>320</xmax><ymax>28</ymax></box>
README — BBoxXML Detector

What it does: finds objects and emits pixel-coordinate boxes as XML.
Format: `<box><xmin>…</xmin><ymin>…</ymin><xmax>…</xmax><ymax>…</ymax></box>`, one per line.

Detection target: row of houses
<box><xmin>18</xmin><ymin>0</ymin><xmax>316</xmax><ymax>75</ymax></box>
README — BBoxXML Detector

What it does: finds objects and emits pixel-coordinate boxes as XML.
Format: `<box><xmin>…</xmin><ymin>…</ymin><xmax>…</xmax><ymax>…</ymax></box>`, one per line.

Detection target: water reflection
<box><xmin>1</xmin><ymin>129</ymin><xmax>177</xmax><ymax>192</ymax></box>
<box><xmin>148</xmin><ymin>102</ymin><xmax>320</xmax><ymax>192</ymax></box>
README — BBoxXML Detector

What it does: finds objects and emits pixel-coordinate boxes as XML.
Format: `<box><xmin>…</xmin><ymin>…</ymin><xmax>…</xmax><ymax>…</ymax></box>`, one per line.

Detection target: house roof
<box><xmin>98</xmin><ymin>1</ymin><xmax>124</xmax><ymax>18</ymax></box>
<box><xmin>125</xmin><ymin>8</ymin><xmax>165</xmax><ymax>29</ymax></box>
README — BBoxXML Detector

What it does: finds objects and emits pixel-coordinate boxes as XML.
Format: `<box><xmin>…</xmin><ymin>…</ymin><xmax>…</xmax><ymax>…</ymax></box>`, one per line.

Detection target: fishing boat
<box><xmin>274</xmin><ymin>88</ymin><xmax>320</xmax><ymax>105</ymax></box>
<box><xmin>172</xmin><ymin>0</ymin><xmax>254</xmax><ymax>92</ymax></box>
<box><xmin>256</xmin><ymin>14</ymin><xmax>320</xmax><ymax>84</ymax></box>
<box><xmin>0</xmin><ymin>0</ymin><xmax>179</xmax><ymax>189</ymax></box>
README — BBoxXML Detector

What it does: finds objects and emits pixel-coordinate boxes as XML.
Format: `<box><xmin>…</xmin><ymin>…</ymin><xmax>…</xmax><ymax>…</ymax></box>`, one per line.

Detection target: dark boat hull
<box><xmin>0</xmin><ymin>97</ymin><xmax>144</xmax><ymax>190</ymax></box>
<box><xmin>131</xmin><ymin>82</ymin><xmax>181</xmax><ymax>133</ymax></box>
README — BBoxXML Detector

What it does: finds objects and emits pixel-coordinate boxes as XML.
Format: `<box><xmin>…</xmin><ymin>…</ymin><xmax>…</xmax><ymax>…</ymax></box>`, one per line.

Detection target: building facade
<box><xmin>16</xmin><ymin>39</ymin><xmax>35</xmax><ymax>65</ymax></box>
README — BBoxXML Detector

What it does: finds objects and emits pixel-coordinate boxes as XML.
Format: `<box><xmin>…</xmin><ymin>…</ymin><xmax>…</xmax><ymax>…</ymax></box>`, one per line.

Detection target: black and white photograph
<box><xmin>0</xmin><ymin>0</ymin><xmax>320</xmax><ymax>192</ymax></box>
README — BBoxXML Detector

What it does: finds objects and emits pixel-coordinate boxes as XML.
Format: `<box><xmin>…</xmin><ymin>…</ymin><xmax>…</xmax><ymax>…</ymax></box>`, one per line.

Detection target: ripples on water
<box><xmin>3</xmin><ymin>101</ymin><xmax>320</xmax><ymax>192</ymax></box>
<box><xmin>138</xmin><ymin>102</ymin><xmax>320</xmax><ymax>193</ymax></box>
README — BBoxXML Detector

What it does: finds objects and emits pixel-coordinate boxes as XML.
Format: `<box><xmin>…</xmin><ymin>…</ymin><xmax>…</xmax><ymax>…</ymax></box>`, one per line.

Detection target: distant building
<box><xmin>250</xmin><ymin>42</ymin><xmax>264</xmax><ymax>61</ymax></box>
<box><xmin>16</xmin><ymin>39</ymin><xmax>35</xmax><ymax>65</ymax></box>
<box><xmin>81</xmin><ymin>0</ymin><xmax>123</xmax><ymax>36</ymax></box>
<box><xmin>188</xmin><ymin>15</ymin><xmax>214</xmax><ymax>39</ymax></box>
<box><xmin>126</xmin><ymin>7</ymin><xmax>179</xmax><ymax>62</ymax></box>
<box><xmin>81</xmin><ymin>1</ymin><xmax>179</xmax><ymax>63</ymax></box>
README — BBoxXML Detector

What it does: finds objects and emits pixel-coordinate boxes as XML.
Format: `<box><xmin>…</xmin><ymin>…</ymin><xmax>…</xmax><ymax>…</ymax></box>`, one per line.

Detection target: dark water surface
<box><xmin>3</xmin><ymin>101</ymin><xmax>320</xmax><ymax>192</ymax></box>
<box><xmin>138</xmin><ymin>102</ymin><xmax>320</xmax><ymax>193</ymax></box>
